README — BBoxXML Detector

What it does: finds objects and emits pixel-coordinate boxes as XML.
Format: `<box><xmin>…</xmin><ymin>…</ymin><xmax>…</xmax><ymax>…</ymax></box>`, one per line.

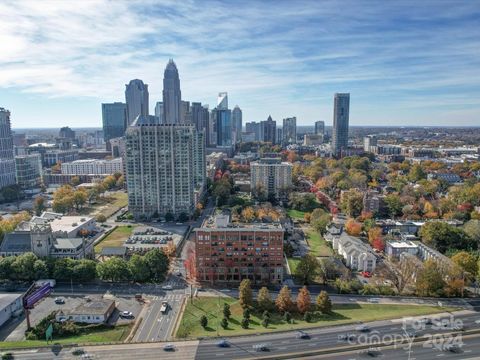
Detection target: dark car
<box><xmin>444</xmin><ymin>344</ymin><xmax>462</xmax><ymax>353</ymax></box>
<box><xmin>217</xmin><ymin>339</ymin><xmax>230</xmax><ymax>348</ymax></box>
<box><xmin>163</xmin><ymin>344</ymin><xmax>175</xmax><ymax>352</ymax></box>
<box><xmin>296</xmin><ymin>331</ymin><xmax>310</xmax><ymax>339</ymax></box>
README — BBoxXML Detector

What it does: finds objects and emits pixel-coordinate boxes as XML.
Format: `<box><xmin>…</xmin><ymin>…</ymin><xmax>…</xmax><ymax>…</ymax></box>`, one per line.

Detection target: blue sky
<box><xmin>1</xmin><ymin>0</ymin><xmax>479</xmax><ymax>128</ymax></box>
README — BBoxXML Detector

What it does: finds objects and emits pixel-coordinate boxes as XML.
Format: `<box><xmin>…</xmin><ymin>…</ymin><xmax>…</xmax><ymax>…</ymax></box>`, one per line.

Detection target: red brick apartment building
<box><xmin>194</xmin><ymin>214</ymin><xmax>284</xmax><ymax>285</ymax></box>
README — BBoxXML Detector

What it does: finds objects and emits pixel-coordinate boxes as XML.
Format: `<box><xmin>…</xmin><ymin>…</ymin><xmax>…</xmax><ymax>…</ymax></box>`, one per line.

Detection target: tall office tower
<box><xmin>315</xmin><ymin>120</ymin><xmax>325</xmax><ymax>135</ymax></box>
<box><xmin>125</xmin><ymin>79</ymin><xmax>149</xmax><ymax>125</ymax></box>
<box><xmin>245</xmin><ymin>122</ymin><xmax>261</xmax><ymax>141</ymax></box>
<box><xmin>102</xmin><ymin>102</ymin><xmax>127</xmax><ymax>149</ymax></box>
<box><xmin>59</xmin><ymin>127</ymin><xmax>76</xmax><ymax>140</ymax></box>
<box><xmin>216</xmin><ymin>108</ymin><xmax>232</xmax><ymax>146</ymax></box>
<box><xmin>276</xmin><ymin>128</ymin><xmax>283</xmax><ymax>145</ymax></box>
<box><xmin>180</xmin><ymin>100</ymin><xmax>191</xmax><ymax>124</ymax></box>
<box><xmin>363</xmin><ymin>135</ymin><xmax>377</xmax><ymax>153</ymax></box>
<box><xmin>332</xmin><ymin>93</ymin><xmax>350</xmax><ymax>156</ymax></box>
<box><xmin>162</xmin><ymin>59</ymin><xmax>182</xmax><ymax>124</ymax></box>
<box><xmin>282</xmin><ymin>117</ymin><xmax>297</xmax><ymax>144</ymax></box>
<box><xmin>191</xmin><ymin>102</ymin><xmax>208</xmax><ymax>132</ymax></box>
<box><xmin>155</xmin><ymin>102</ymin><xmax>163</xmax><ymax>122</ymax></box>
<box><xmin>125</xmin><ymin>120</ymin><xmax>205</xmax><ymax>220</ymax></box>
<box><xmin>217</xmin><ymin>92</ymin><xmax>228</xmax><ymax>110</ymax></box>
<box><xmin>208</xmin><ymin>109</ymin><xmax>217</xmax><ymax>147</ymax></box>
<box><xmin>0</xmin><ymin>108</ymin><xmax>16</xmax><ymax>190</ymax></box>
<box><xmin>232</xmin><ymin>105</ymin><xmax>242</xmax><ymax>143</ymax></box>
<box><xmin>261</xmin><ymin>115</ymin><xmax>276</xmax><ymax>143</ymax></box>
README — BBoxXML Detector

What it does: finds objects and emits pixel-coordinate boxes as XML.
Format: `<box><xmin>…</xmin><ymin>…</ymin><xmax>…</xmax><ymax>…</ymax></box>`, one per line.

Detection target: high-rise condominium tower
<box><xmin>315</xmin><ymin>120</ymin><xmax>325</xmax><ymax>135</ymax></box>
<box><xmin>125</xmin><ymin>79</ymin><xmax>149</xmax><ymax>125</ymax></box>
<box><xmin>232</xmin><ymin>105</ymin><xmax>242</xmax><ymax>143</ymax></box>
<box><xmin>162</xmin><ymin>59</ymin><xmax>182</xmax><ymax>124</ymax></box>
<box><xmin>125</xmin><ymin>118</ymin><xmax>205</xmax><ymax>220</ymax></box>
<box><xmin>261</xmin><ymin>115</ymin><xmax>276</xmax><ymax>143</ymax></box>
<box><xmin>102</xmin><ymin>102</ymin><xmax>127</xmax><ymax>145</ymax></box>
<box><xmin>332</xmin><ymin>93</ymin><xmax>350</xmax><ymax>156</ymax></box>
<box><xmin>282</xmin><ymin>117</ymin><xmax>297</xmax><ymax>144</ymax></box>
<box><xmin>0</xmin><ymin>108</ymin><xmax>16</xmax><ymax>190</ymax></box>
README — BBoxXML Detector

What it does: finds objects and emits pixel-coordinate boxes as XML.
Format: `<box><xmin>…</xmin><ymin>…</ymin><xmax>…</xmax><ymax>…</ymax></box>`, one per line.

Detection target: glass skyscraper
<box><xmin>163</xmin><ymin>59</ymin><xmax>182</xmax><ymax>124</ymax></box>
<box><xmin>332</xmin><ymin>93</ymin><xmax>350</xmax><ymax>156</ymax></box>
<box><xmin>102</xmin><ymin>102</ymin><xmax>127</xmax><ymax>145</ymax></box>
<box><xmin>125</xmin><ymin>79</ymin><xmax>149</xmax><ymax>126</ymax></box>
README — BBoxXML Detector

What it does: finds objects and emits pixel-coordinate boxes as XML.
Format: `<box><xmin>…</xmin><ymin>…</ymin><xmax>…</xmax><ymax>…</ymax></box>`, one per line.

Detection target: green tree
<box><xmin>420</xmin><ymin>222</ymin><xmax>475</xmax><ymax>253</ymax></box>
<box><xmin>200</xmin><ymin>315</ymin><xmax>208</xmax><ymax>329</ymax></box>
<box><xmin>223</xmin><ymin>303</ymin><xmax>231</xmax><ymax>320</ymax></box>
<box><xmin>464</xmin><ymin>220</ymin><xmax>480</xmax><ymax>244</ymax></box>
<box><xmin>316</xmin><ymin>291</ymin><xmax>332</xmax><ymax>314</ymax></box>
<box><xmin>451</xmin><ymin>251</ymin><xmax>478</xmax><ymax>278</ymax></box>
<box><xmin>33</xmin><ymin>259</ymin><xmax>48</xmax><ymax>279</ymax></box>
<box><xmin>283</xmin><ymin>311</ymin><xmax>292</xmax><ymax>323</ymax></box>
<box><xmin>12</xmin><ymin>253</ymin><xmax>40</xmax><ymax>281</ymax></box>
<box><xmin>0</xmin><ymin>256</ymin><xmax>15</xmax><ymax>280</ymax></box>
<box><xmin>295</xmin><ymin>254</ymin><xmax>319</xmax><ymax>284</ymax></box>
<box><xmin>261</xmin><ymin>317</ymin><xmax>269</xmax><ymax>328</ymax></box>
<box><xmin>102</xmin><ymin>175</ymin><xmax>117</xmax><ymax>190</ymax></box>
<box><xmin>243</xmin><ymin>308</ymin><xmax>251</xmax><ymax>320</ymax></box>
<box><xmin>128</xmin><ymin>254</ymin><xmax>151</xmax><ymax>282</ymax></box>
<box><xmin>73</xmin><ymin>189</ymin><xmax>88</xmax><ymax>210</ymax></box>
<box><xmin>310</xmin><ymin>208</ymin><xmax>330</xmax><ymax>234</ymax></box>
<box><xmin>52</xmin><ymin>258</ymin><xmax>76</xmax><ymax>280</ymax></box>
<box><xmin>73</xmin><ymin>259</ymin><xmax>97</xmax><ymax>282</ymax></box>
<box><xmin>257</xmin><ymin>287</ymin><xmax>272</xmax><ymax>311</ymax></box>
<box><xmin>415</xmin><ymin>259</ymin><xmax>446</xmax><ymax>297</ymax></box>
<box><xmin>220</xmin><ymin>317</ymin><xmax>228</xmax><ymax>329</ymax></box>
<box><xmin>33</xmin><ymin>196</ymin><xmax>46</xmax><ymax>216</ymax></box>
<box><xmin>238</xmin><ymin>279</ymin><xmax>253</xmax><ymax>309</ymax></box>
<box><xmin>408</xmin><ymin>164</ymin><xmax>427</xmax><ymax>182</ymax></box>
<box><xmin>340</xmin><ymin>189</ymin><xmax>364</xmax><ymax>218</ymax></box>
<box><xmin>262</xmin><ymin>310</ymin><xmax>270</xmax><ymax>320</ymax></box>
<box><xmin>96</xmin><ymin>214</ymin><xmax>107</xmax><ymax>223</ymax></box>
<box><xmin>385</xmin><ymin>194</ymin><xmax>403</xmax><ymax>218</ymax></box>
<box><xmin>241</xmin><ymin>317</ymin><xmax>249</xmax><ymax>329</ymax></box>
<box><xmin>96</xmin><ymin>257</ymin><xmax>131</xmax><ymax>282</ymax></box>
<box><xmin>303</xmin><ymin>311</ymin><xmax>313</xmax><ymax>323</ymax></box>
<box><xmin>144</xmin><ymin>249</ymin><xmax>169</xmax><ymax>282</ymax></box>
<box><xmin>288</xmin><ymin>192</ymin><xmax>319</xmax><ymax>212</ymax></box>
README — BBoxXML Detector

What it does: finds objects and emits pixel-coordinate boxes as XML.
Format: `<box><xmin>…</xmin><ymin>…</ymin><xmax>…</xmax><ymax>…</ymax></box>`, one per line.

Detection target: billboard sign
<box><xmin>24</xmin><ymin>283</ymin><xmax>52</xmax><ymax>309</ymax></box>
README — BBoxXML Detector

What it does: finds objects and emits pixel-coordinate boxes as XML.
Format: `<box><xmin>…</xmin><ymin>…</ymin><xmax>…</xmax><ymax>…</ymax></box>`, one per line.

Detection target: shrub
<box><xmin>200</xmin><ymin>315</ymin><xmax>208</xmax><ymax>329</ymax></box>
<box><xmin>241</xmin><ymin>318</ymin><xmax>249</xmax><ymax>329</ymax></box>
<box><xmin>220</xmin><ymin>318</ymin><xmax>228</xmax><ymax>329</ymax></box>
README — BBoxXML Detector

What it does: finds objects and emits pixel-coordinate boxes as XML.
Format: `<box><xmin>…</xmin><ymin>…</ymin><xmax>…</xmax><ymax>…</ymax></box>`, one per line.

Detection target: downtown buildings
<box><xmin>125</xmin><ymin>79</ymin><xmax>149</xmax><ymax>126</ymax></box>
<box><xmin>331</xmin><ymin>93</ymin><xmax>350</xmax><ymax>156</ymax></box>
<box><xmin>0</xmin><ymin>108</ymin><xmax>16</xmax><ymax>190</ymax></box>
<box><xmin>282</xmin><ymin>117</ymin><xmax>297</xmax><ymax>144</ymax></box>
<box><xmin>101</xmin><ymin>102</ymin><xmax>127</xmax><ymax>148</ymax></box>
<box><xmin>162</xmin><ymin>59</ymin><xmax>182</xmax><ymax>124</ymax></box>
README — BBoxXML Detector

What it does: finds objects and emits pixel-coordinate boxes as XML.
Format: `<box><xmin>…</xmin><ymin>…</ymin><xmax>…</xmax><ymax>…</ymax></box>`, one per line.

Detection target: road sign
<box><xmin>46</xmin><ymin>323</ymin><xmax>53</xmax><ymax>342</ymax></box>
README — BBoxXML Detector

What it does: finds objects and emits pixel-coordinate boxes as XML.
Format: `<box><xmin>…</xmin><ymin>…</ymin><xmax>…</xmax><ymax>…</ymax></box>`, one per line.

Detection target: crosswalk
<box><xmin>150</xmin><ymin>293</ymin><xmax>184</xmax><ymax>302</ymax></box>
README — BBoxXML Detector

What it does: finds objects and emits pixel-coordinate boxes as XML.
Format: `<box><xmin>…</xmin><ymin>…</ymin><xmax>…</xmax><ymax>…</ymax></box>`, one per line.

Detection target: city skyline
<box><xmin>0</xmin><ymin>1</ymin><xmax>479</xmax><ymax>128</ymax></box>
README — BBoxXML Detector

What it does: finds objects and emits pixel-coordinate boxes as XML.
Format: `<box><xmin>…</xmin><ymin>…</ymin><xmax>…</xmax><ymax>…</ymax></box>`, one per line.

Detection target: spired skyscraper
<box><xmin>331</xmin><ymin>93</ymin><xmax>350</xmax><ymax>157</ymax></box>
<box><xmin>162</xmin><ymin>59</ymin><xmax>182</xmax><ymax>124</ymax></box>
<box><xmin>125</xmin><ymin>79</ymin><xmax>149</xmax><ymax>125</ymax></box>
<box><xmin>0</xmin><ymin>108</ymin><xmax>16</xmax><ymax>190</ymax></box>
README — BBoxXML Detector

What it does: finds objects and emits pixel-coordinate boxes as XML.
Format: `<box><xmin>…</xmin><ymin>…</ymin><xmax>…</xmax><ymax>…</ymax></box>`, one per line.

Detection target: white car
<box><xmin>120</xmin><ymin>311</ymin><xmax>133</xmax><ymax>318</ymax></box>
<box><xmin>162</xmin><ymin>285</ymin><xmax>173</xmax><ymax>290</ymax></box>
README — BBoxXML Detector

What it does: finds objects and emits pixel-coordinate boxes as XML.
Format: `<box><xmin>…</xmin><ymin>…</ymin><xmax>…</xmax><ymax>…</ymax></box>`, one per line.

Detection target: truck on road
<box><xmin>160</xmin><ymin>301</ymin><xmax>168</xmax><ymax>314</ymax></box>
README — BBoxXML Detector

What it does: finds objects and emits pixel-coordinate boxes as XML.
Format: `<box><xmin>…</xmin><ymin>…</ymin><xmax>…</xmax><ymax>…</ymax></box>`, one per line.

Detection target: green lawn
<box><xmin>81</xmin><ymin>191</ymin><xmax>128</xmax><ymax>218</ymax></box>
<box><xmin>94</xmin><ymin>225</ymin><xmax>135</xmax><ymax>253</ymax></box>
<box><xmin>287</xmin><ymin>209</ymin><xmax>306</xmax><ymax>220</ymax></box>
<box><xmin>176</xmin><ymin>296</ymin><xmax>454</xmax><ymax>339</ymax></box>
<box><xmin>287</xmin><ymin>258</ymin><xmax>301</xmax><ymax>274</ymax></box>
<box><xmin>0</xmin><ymin>324</ymin><xmax>131</xmax><ymax>350</ymax></box>
<box><xmin>306</xmin><ymin>229</ymin><xmax>332</xmax><ymax>257</ymax></box>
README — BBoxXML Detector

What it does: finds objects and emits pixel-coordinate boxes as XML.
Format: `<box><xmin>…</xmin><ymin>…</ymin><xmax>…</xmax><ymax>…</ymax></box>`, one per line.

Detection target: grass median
<box><xmin>176</xmin><ymin>296</ymin><xmax>456</xmax><ymax>339</ymax></box>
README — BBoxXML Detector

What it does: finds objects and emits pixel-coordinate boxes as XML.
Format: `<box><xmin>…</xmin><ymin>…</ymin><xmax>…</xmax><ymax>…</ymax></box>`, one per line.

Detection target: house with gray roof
<box><xmin>332</xmin><ymin>232</ymin><xmax>377</xmax><ymax>272</ymax></box>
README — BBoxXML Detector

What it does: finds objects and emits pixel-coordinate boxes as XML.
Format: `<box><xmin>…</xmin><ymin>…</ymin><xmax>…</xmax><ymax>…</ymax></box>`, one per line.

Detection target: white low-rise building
<box><xmin>332</xmin><ymin>232</ymin><xmax>377</xmax><ymax>272</ymax></box>
<box><xmin>61</xmin><ymin>158</ymin><xmax>123</xmax><ymax>175</ymax></box>
<box><xmin>38</xmin><ymin>212</ymin><xmax>96</xmax><ymax>238</ymax></box>
<box><xmin>56</xmin><ymin>298</ymin><xmax>115</xmax><ymax>324</ymax></box>
<box><xmin>0</xmin><ymin>293</ymin><xmax>23</xmax><ymax>328</ymax></box>
<box><xmin>385</xmin><ymin>240</ymin><xmax>418</xmax><ymax>259</ymax></box>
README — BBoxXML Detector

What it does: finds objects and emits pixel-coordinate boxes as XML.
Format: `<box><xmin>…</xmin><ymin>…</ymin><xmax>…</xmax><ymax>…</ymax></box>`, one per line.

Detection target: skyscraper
<box><xmin>215</xmin><ymin>108</ymin><xmax>232</xmax><ymax>146</ymax></box>
<box><xmin>191</xmin><ymin>102</ymin><xmax>208</xmax><ymax>132</ymax></box>
<box><xmin>125</xmin><ymin>119</ymin><xmax>205</xmax><ymax>220</ymax></box>
<box><xmin>102</xmin><ymin>102</ymin><xmax>127</xmax><ymax>148</ymax></box>
<box><xmin>154</xmin><ymin>102</ymin><xmax>163</xmax><ymax>122</ymax></box>
<box><xmin>261</xmin><ymin>115</ymin><xmax>276</xmax><ymax>143</ymax></box>
<box><xmin>180</xmin><ymin>100</ymin><xmax>191</xmax><ymax>124</ymax></box>
<box><xmin>125</xmin><ymin>80</ymin><xmax>149</xmax><ymax>125</ymax></box>
<box><xmin>282</xmin><ymin>117</ymin><xmax>297</xmax><ymax>144</ymax></box>
<box><xmin>232</xmin><ymin>105</ymin><xmax>242</xmax><ymax>143</ymax></box>
<box><xmin>162</xmin><ymin>59</ymin><xmax>182</xmax><ymax>124</ymax></box>
<box><xmin>0</xmin><ymin>108</ymin><xmax>16</xmax><ymax>190</ymax></box>
<box><xmin>245</xmin><ymin>122</ymin><xmax>261</xmax><ymax>141</ymax></box>
<box><xmin>59</xmin><ymin>127</ymin><xmax>76</xmax><ymax>140</ymax></box>
<box><xmin>217</xmin><ymin>92</ymin><xmax>228</xmax><ymax>110</ymax></box>
<box><xmin>332</xmin><ymin>93</ymin><xmax>350</xmax><ymax>156</ymax></box>
<box><xmin>315</xmin><ymin>121</ymin><xmax>325</xmax><ymax>135</ymax></box>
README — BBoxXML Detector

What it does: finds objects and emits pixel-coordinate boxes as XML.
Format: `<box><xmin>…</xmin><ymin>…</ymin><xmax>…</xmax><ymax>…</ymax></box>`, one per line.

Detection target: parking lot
<box><xmin>2</xmin><ymin>294</ymin><xmax>144</xmax><ymax>341</ymax></box>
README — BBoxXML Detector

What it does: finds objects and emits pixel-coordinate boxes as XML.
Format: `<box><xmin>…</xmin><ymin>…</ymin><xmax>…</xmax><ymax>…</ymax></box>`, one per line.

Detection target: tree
<box><xmin>238</xmin><ymin>279</ymin><xmax>253</xmax><ymax>309</ymax></box>
<box><xmin>464</xmin><ymin>220</ymin><xmax>480</xmax><ymax>244</ymax></box>
<box><xmin>241</xmin><ymin>317</ymin><xmax>249</xmax><ymax>329</ymax></box>
<box><xmin>243</xmin><ymin>308</ymin><xmax>251</xmax><ymax>320</ymax></box>
<box><xmin>262</xmin><ymin>310</ymin><xmax>270</xmax><ymax>319</ymax></box>
<box><xmin>275</xmin><ymin>286</ymin><xmax>294</xmax><ymax>313</ymax></box>
<box><xmin>367</xmin><ymin>227</ymin><xmax>382</xmax><ymax>244</ymax></box>
<box><xmin>294</xmin><ymin>254</ymin><xmax>319</xmax><ymax>284</ymax></box>
<box><xmin>241</xmin><ymin>207</ymin><xmax>255</xmax><ymax>222</ymax></box>
<box><xmin>102</xmin><ymin>175</ymin><xmax>117</xmax><ymax>190</ymax></box>
<box><xmin>283</xmin><ymin>311</ymin><xmax>292</xmax><ymax>323</ymax></box>
<box><xmin>381</xmin><ymin>256</ymin><xmax>419</xmax><ymax>295</ymax></box>
<box><xmin>12</xmin><ymin>253</ymin><xmax>40</xmax><ymax>281</ymax></box>
<box><xmin>33</xmin><ymin>196</ymin><xmax>46</xmax><ymax>216</ymax></box>
<box><xmin>408</xmin><ymin>163</ymin><xmax>426</xmax><ymax>182</ymax></box>
<box><xmin>144</xmin><ymin>249</ymin><xmax>169</xmax><ymax>282</ymax></box>
<box><xmin>200</xmin><ymin>315</ymin><xmax>208</xmax><ymax>329</ymax></box>
<box><xmin>223</xmin><ymin>303</ymin><xmax>231</xmax><ymax>319</ymax></box>
<box><xmin>96</xmin><ymin>257</ymin><xmax>131</xmax><ymax>282</ymax></box>
<box><xmin>96</xmin><ymin>214</ymin><xmax>107</xmax><ymax>223</ymax></box>
<box><xmin>310</xmin><ymin>208</ymin><xmax>330</xmax><ymax>234</ymax></box>
<box><xmin>73</xmin><ymin>259</ymin><xmax>97</xmax><ymax>282</ymax></box>
<box><xmin>261</xmin><ymin>317</ymin><xmax>269</xmax><ymax>328</ymax></box>
<box><xmin>420</xmin><ymin>222</ymin><xmax>475</xmax><ymax>253</ymax></box>
<box><xmin>70</xmin><ymin>176</ymin><xmax>81</xmax><ymax>187</ymax></box>
<box><xmin>178</xmin><ymin>212</ymin><xmax>189</xmax><ymax>222</ymax></box>
<box><xmin>451</xmin><ymin>251</ymin><xmax>478</xmax><ymax>278</ymax></box>
<box><xmin>220</xmin><ymin>318</ymin><xmax>228</xmax><ymax>329</ymax></box>
<box><xmin>288</xmin><ymin>192</ymin><xmax>318</xmax><ymax>212</ymax></box>
<box><xmin>316</xmin><ymin>291</ymin><xmax>332</xmax><ymax>314</ymax></box>
<box><xmin>33</xmin><ymin>259</ymin><xmax>48</xmax><ymax>279</ymax></box>
<box><xmin>415</xmin><ymin>259</ymin><xmax>446</xmax><ymax>297</ymax></box>
<box><xmin>165</xmin><ymin>212</ymin><xmax>174</xmax><ymax>222</ymax></box>
<box><xmin>385</xmin><ymin>194</ymin><xmax>403</xmax><ymax>218</ymax></box>
<box><xmin>52</xmin><ymin>185</ymin><xmax>75</xmax><ymax>213</ymax></box>
<box><xmin>372</xmin><ymin>238</ymin><xmax>385</xmax><ymax>252</ymax></box>
<box><xmin>303</xmin><ymin>311</ymin><xmax>313</xmax><ymax>323</ymax></box>
<box><xmin>345</xmin><ymin>219</ymin><xmax>362</xmax><ymax>236</ymax></box>
<box><xmin>296</xmin><ymin>286</ymin><xmax>311</xmax><ymax>314</ymax></box>
<box><xmin>257</xmin><ymin>287</ymin><xmax>272</xmax><ymax>311</ymax></box>
<box><xmin>128</xmin><ymin>254</ymin><xmax>151</xmax><ymax>282</ymax></box>
<box><xmin>340</xmin><ymin>190</ymin><xmax>364</xmax><ymax>218</ymax></box>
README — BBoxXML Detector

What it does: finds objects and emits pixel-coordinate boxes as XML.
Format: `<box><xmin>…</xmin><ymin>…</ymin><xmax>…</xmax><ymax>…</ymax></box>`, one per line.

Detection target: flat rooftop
<box><xmin>387</xmin><ymin>240</ymin><xmax>418</xmax><ymax>248</ymax></box>
<box><xmin>199</xmin><ymin>215</ymin><xmax>283</xmax><ymax>231</ymax></box>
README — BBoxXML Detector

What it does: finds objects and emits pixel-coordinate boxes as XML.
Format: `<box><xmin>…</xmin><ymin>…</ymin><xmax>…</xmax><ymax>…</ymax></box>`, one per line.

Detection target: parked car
<box><xmin>119</xmin><ymin>311</ymin><xmax>133</xmax><ymax>318</ymax></box>
<box><xmin>162</xmin><ymin>285</ymin><xmax>173</xmax><ymax>290</ymax></box>
<box><xmin>54</xmin><ymin>297</ymin><xmax>65</xmax><ymax>304</ymax></box>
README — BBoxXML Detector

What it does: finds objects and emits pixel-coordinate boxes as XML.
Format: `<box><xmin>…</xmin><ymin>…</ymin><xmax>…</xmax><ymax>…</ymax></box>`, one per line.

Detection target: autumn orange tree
<box><xmin>296</xmin><ymin>286</ymin><xmax>311</xmax><ymax>314</ymax></box>
<box><xmin>275</xmin><ymin>285</ymin><xmax>294</xmax><ymax>313</ymax></box>
<box><xmin>345</xmin><ymin>218</ymin><xmax>362</xmax><ymax>236</ymax></box>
